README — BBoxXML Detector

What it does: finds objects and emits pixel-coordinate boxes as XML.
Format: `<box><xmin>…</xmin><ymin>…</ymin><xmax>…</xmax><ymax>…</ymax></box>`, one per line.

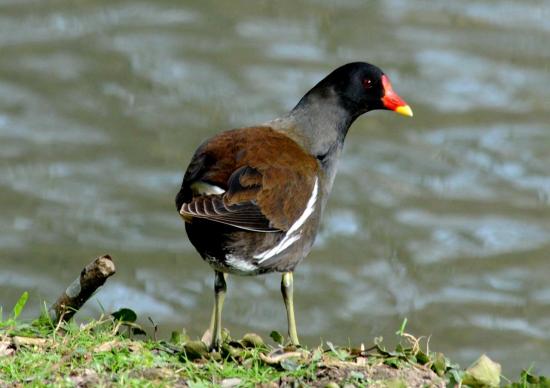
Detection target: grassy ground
<box><xmin>0</xmin><ymin>293</ymin><xmax>548</xmax><ymax>387</ymax></box>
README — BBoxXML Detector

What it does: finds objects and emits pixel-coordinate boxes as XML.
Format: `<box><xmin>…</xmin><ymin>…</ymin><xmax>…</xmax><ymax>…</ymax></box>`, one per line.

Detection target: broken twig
<box><xmin>49</xmin><ymin>254</ymin><xmax>116</xmax><ymax>324</ymax></box>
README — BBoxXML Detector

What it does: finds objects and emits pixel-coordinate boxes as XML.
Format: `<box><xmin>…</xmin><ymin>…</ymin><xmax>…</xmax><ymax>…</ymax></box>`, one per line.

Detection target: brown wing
<box><xmin>176</xmin><ymin>126</ymin><xmax>319</xmax><ymax>232</ymax></box>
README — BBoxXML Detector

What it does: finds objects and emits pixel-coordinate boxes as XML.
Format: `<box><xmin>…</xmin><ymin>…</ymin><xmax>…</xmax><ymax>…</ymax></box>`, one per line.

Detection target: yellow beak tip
<box><xmin>395</xmin><ymin>105</ymin><xmax>413</xmax><ymax>117</ymax></box>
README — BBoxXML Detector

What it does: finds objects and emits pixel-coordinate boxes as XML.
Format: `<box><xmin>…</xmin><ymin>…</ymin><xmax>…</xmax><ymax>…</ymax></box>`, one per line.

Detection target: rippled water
<box><xmin>1</xmin><ymin>0</ymin><xmax>549</xmax><ymax>376</ymax></box>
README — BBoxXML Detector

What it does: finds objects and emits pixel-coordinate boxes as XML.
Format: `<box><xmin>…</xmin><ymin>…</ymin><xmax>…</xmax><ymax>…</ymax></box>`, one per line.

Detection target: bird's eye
<box><xmin>362</xmin><ymin>78</ymin><xmax>373</xmax><ymax>89</ymax></box>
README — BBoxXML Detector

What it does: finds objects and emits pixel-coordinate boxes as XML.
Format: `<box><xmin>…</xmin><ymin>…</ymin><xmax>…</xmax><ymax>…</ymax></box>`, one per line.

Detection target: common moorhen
<box><xmin>175</xmin><ymin>62</ymin><xmax>412</xmax><ymax>350</ymax></box>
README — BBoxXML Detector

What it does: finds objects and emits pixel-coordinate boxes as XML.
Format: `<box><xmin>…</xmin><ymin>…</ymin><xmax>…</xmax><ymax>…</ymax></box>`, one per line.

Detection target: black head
<box><xmin>302</xmin><ymin>62</ymin><xmax>413</xmax><ymax>120</ymax></box>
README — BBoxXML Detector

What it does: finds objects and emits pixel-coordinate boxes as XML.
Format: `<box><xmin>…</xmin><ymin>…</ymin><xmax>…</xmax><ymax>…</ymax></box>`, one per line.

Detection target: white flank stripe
<box><xmin>226</xmin><ymin>254</ymin><xmax>257</xmax><ymax>272</ymax></box>
<box><xmin>255</xmin><ymin>178</ymin><xmax>318</xmax><ymax>262</ymax></box>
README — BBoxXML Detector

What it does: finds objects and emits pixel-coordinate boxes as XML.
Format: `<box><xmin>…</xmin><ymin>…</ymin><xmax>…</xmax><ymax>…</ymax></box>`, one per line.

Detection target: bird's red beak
<box><xmin>381</xmin><ymin>75</ymin><xmax>413</xmax><ymax>117</ymax></box>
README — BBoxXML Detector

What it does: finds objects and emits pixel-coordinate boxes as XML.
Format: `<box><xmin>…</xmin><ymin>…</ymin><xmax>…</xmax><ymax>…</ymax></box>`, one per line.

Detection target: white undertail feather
<box><xmin>255</xmin><ymin>177</ymin><xmax>319</xmax><ymax>262</ymax></box>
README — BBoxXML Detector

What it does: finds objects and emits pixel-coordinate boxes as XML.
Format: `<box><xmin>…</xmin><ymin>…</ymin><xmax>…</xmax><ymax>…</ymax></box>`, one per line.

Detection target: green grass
<box><xmin>0</xmin><ymin>317</ymin><xmax>348</xmax><ymax>387</ymax></box>
<box><xmin>1</xmin><ymin>293</ymin><xmax>549</xmax><ymax>387</ymax></box>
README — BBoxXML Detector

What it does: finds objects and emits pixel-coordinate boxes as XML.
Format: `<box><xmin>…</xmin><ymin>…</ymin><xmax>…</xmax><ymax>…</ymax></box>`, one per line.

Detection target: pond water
<box><xmin>1</xmin><ymin>0</ymin><xmax>549</xmax><ymax>376</ymax></box>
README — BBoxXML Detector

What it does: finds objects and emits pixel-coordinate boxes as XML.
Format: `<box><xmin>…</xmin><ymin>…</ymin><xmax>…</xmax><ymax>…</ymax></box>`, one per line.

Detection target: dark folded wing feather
<box><xmin>180</xmin><ymin>195</ymin><xmax>279</xmax><ymax>232</ymax></box>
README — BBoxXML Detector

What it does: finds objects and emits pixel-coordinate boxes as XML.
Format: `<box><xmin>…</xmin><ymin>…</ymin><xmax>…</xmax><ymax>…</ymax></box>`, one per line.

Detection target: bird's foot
<box><xmin>208</xmin><ymin>340</ymin><xmax>222</xmax><ymax>352</ymax></box>
<box><xmin>201</xmin><ymin>327</ymin><xmax>225</xmax><ymax>352</ymax></box>
<box><xmin>285</xmin><ymin>342</ymin><xmax>301</xmax><ymax>350</ymax></box>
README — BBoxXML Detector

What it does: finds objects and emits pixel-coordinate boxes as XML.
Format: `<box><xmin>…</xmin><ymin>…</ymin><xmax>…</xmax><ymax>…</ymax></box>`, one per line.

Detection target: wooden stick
<box><xmin>49</xmin><ymin>254</ymin><xmax>116</xmax><ymax>324</ymax></box>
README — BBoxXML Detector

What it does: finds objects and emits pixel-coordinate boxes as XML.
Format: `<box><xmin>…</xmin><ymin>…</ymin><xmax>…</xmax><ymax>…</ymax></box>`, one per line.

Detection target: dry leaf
<box><xmin>0</xmin><ymin>341</ymin><xmax>15</xmax><ymax>357</ymax></box>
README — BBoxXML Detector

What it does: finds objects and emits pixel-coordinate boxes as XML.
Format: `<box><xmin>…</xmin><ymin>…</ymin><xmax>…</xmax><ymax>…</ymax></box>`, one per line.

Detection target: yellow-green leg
<box><xmin>281</xmin><ymin>272</ymin><xmax>300</xmax><ymax>346</ymax></box>
<box><xmin>208</xmin><ymin>270</ymin><xmax>227</xmax><ymax>351</ymax></box>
